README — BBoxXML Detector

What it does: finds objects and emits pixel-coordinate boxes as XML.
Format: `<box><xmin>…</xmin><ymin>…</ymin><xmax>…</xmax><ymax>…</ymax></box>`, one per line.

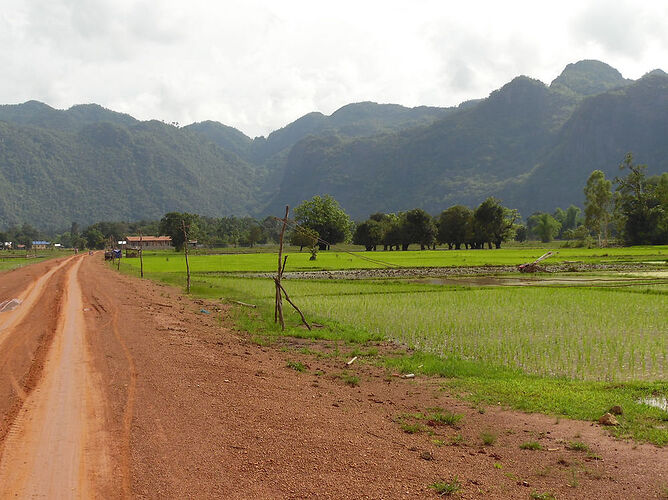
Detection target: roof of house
<box><xmin>126</xmin><ymin>236</ymin><xmax>172</xmax><ymax>243</ymax></box>
<box><xmin>32</xmin><ymin>241</ymin><xmax>51</xmax><ymax>245</ymax></box>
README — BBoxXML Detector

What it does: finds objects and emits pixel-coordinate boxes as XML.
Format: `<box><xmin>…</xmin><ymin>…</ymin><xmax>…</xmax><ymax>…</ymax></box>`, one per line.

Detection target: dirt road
<box><xmin>0</xmin><ymin>255</ymin><xmax>666</xmax><ymax>499</ymax></box>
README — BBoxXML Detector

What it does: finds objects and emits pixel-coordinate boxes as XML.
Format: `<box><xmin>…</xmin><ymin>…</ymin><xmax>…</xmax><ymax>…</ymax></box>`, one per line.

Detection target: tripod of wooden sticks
<box><xmin>274</xmin><ymin>206</ymin><xmax>311</xmax><ymax>331</ymax></box>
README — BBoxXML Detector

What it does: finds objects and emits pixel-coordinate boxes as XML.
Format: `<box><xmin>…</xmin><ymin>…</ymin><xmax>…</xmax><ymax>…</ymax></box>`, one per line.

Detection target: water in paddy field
<box><xmin>640</xmin><ymin>396</ymin><xmax>668</xmax><ymax>412</ymax></box>
<box><xmin>0</xmin><ymin>299</ymin><xmax>22</xmax><ymax>313</ymax></box>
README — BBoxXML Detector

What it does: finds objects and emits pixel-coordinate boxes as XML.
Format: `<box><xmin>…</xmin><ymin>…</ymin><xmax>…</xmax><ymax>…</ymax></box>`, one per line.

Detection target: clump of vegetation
<box><xmin>480</xmin><ymin>431</ymin><xmax>497</xmax><ymax>446</ymax></box>
<box><xmin>401</xmin><ymin>422</ymin><xmax>425</xmax><ymax>434</ymax></box>
<box><xmin>429</xmin><ymin>477</ymin><xmax>461</xmax><ymax>496</ymax></box>
<box><xmin>566</xmin><ymin>441</ymin><xmax>590</xmax><ymax>452</ymax></box>
<box><xmin>520</xmin><ymin>441</ymin><xmax>542</xmax><ymax>451</ymax></box>
<box><xmin>336</xmin><ymin>371</ymin><xmax>359</xmax><ymax>387</ymax></box>
<box><xmin>428</xmin><ymin>411</ymin><xmax>463</xmax><ymax>427</ymax></box>
<box><xmin>530</xmin><ymin>492</ymin><xmax>556</xmax><ymax>500</ymax></box>
<box><xmin>286</xmin><ymin>360</ymin><xmax>307</xmax><ymax>372</ymax></box>
<box><xmin>448</xmin><ymin>433</ymin><xmax>465</xmax><ymax>446</ymax></box>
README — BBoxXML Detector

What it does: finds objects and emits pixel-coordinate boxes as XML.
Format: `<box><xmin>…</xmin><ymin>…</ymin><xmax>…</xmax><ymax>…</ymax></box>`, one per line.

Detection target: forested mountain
<box><xmin>270</xmin><ymin>63</ymin><xmax>667</xmax><ymax>218</ymax></box>
<box><xmin>0</xmin><ymin>60</ymin><xmax>666</xmax><ymax>229</ymax></box>
<box><xmin>0</xmin><ymin>116</ymin><xmax>261</xmax><ymax>229</ymax></box>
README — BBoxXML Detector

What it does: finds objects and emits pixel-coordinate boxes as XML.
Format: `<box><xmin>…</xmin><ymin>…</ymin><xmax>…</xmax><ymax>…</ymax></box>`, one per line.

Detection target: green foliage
<box><xmin>584</xmin><ymin>170</ymin><xmax>613</xmax><ymax>246</ymax></box>
<box><xmin>473</xmin><ymin>197</ymin><xmax>518</xmax><ymax>249</ymax></box>
<box><xmin>519</xmin><ymin>441</ymin><xmax>542</xmax><ymax>450</ymax></box>
<box><xmin>159</xmin><ymin>212</ymin><xmax>200</xmax><ymax>251</ymax></box>
<box><xmin>290</xmin><ymin>226</ymin><xmax>319</xmax><ymax>251</ymax></box>
<box><xmin>531</xmin><ymin>213</ymin><xmax>561</xmax><ymax>243</ymax></box>
<box><xmin>286</xmin><ymin>360</ymin><xmax>307</xmax><ymax>372</ymax></box>
<box><xmin>438</xmin><ymin>205</ymin><xmax>473</xmax><ymax>249</ymax></box>
<box><xmin>480</xmin><ymin>431</ymin><xmax>497</xmax><ymax>446</ymax></box>
<box><xmin>429</xmin><ymin>477</ymin><xmax>461</xmax><ymax>496</ymax></box>
<box><xmin>293</xmin><ymin>195</ymin><xmax>353</xmax><ymax>250</ymax></box>
<box><xmin>614</xmin><ymin>153</ymin><xmax>668</xmax><ymax>245</ymax></box>
<box><xmin>353</xmin><ymin>219</ymin><xmax>383</xmax><ymax>250</ymax></box>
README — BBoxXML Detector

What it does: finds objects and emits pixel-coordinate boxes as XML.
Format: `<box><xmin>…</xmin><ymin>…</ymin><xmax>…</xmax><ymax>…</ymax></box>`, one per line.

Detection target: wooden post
<box><xmin>182</xmin><ymin>220</ymin><xmax>191</xmax><ymax>294</ymax></box>
<box><xmin>139</xmin><ymin>230</ymin><xmax>144</xmax><ymax>278</ymax></box>
<box><xmin>275</xmin><ymin>206</ymin><xmax>289</xmax><ymax>329</ymax></box>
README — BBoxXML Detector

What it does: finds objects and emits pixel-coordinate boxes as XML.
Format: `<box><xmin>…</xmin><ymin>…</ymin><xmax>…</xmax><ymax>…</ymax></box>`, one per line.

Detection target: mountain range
<box><xmin>0</xmin><ymin>60</ymin><xmax>666</xmax><ymax>230</ymax></box>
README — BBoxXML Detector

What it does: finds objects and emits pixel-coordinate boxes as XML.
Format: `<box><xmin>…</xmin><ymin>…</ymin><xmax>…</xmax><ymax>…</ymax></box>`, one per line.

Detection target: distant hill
<box><xmin>549</xmin><ymin>60</ymin><xmax>632</xmax><ymax>97</ymax></box>
<box><xmin>0</xmin><ymin>60</ymin><xmax>666</xmax><ymax>230</ymax></box>
<box><xmin>269</xmin><ymin>63</ymin><xmax>667</xmax><ymax>219</ymax></box>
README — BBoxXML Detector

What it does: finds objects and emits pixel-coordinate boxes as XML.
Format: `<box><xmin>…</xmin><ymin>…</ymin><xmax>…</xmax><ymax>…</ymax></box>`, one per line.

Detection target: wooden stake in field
<box><xmin>274</xmin><ymin>206</ymin><xmax>311</xmax><ymax>331</ymax></box>
<box><xmin>139</xmin><ymin>229</ymin><xmax>144</xmax><ymax>278</ymax></box>
<box><xmin>182</xmin><ymin>220</ymin><xmax>191</xmax><ymax>294</ymax></box>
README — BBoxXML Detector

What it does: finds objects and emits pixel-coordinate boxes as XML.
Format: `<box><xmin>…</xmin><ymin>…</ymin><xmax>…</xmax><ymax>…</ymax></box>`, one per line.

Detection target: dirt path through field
<box><xmin>0</xmin><ymin>257</ymin><xmax>111</xmax><ymax>497</ymax></box>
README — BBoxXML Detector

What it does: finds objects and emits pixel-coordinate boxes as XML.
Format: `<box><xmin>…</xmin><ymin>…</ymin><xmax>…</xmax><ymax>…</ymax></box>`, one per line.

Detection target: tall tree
<box><xmin>614</xmin><ymin>153</ymin><xmax>666</xmax><ymax>245</ymax></box>
<box><xmin>353</xmin><ymin>220</ymin><xmax>383</xmax><ymax>251</ymax></box>
<box><xmin>437</xmin><ymin>205</ymin><xmax>473</xmax><ymax>249</ymax></box>
<box><xmin>533</xmin><ymin>213</ymin><xmax>561</xmax><ymax>243</ymax></box>
<box><xmin>159</xmin><ymin>212</ymin><xmax>200</xmax><ymax>251</ymax></box>
<box><xmin>473</xmin><ymin>198</ymin><xmax>518</xmax><ymax>249</ymax></box>
<box><xmin>584</xmin><ymin>170</ymin><xmax>612</xmax><ymax>247</ymax></box>
<box><xmin>293</xmin><ymin>195</ymin><xmax>353</xmax><ymax>250</ymax></box>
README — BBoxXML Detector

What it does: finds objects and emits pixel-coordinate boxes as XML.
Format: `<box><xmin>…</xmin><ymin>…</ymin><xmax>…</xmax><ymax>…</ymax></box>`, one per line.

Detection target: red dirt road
<box><xmin>0</xmin><ymin>255</ymin><xmax>666</xmax><ymax>499</ymax></box>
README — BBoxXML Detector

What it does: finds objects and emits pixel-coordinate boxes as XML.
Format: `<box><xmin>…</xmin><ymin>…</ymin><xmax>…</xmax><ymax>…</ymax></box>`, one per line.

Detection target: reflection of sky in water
<box><xmin>641</xmin><ymin>396</ymin><xmax>668</xmax><ymax>412</ymax></box>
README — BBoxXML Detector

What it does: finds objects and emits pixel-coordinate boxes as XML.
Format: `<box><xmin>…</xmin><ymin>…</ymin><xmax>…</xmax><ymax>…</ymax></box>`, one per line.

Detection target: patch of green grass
<box><xmin>480</xmin><ymin>431</ymin><xmax>497</xmax><ymax>446</ymax></box>
<box><xmin>429</xmin><ymin>477</ymin><xmax>461</xmax><ymax>496</ymax></box>
<box><xmin>286</xmin><ymin>360</ymin><xmax>307</xmax><ymax>372</ymax></box>
<box><xmin>520</xmin><ymin>441</ymin><xmax>542</xmax><ymax>450</ymax></box>
<box><xmin>449</xmin><ymin>433</ymin><xmax>465</xmax><ymax>446</ymax></box>
<box><xmin>530</xmin><ymin>492</ymin><xmax>556</xmax><ymax>500</ymax></box>
<box><xmin>566</xmin><ymin>441</ymin><xmax>590</xmax><ymax>452</ymax></box>
<box><xmin>336</xmin><ymin>371</ymin><xmax>359</xmax><ymax>387</ymax></box>
<box><xmin>428</xmin><ymin>411</ymin><xmax>464</xmax><ymax>427</ymax></box>
<box><xmin>401</xmin><ymin>422</ymin><xmax>425</xmax><ymax>434</ymax></box>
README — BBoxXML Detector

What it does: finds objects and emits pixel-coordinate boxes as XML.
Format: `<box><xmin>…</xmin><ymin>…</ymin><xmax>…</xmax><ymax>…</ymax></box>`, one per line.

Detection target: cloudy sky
<box><xmin>1</xmin><ymin>0</ymin><xmax>666</xmax><ymax>137</ymax></box>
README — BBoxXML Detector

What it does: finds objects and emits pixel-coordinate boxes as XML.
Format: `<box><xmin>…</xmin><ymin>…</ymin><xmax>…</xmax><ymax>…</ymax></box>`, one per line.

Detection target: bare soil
<box><xmin>0</xmin><ymin>254</ymin><xmax>666</xmax><ymax>498</ymax></box>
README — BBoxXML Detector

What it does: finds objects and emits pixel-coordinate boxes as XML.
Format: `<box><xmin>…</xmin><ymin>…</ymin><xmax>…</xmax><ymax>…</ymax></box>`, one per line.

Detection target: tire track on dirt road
<box><xmin>0</xmin><ymin>257</ymin><xmax>74</xmax><ymax>445</ymax></box>
<box><xmin>0</xmin><ymin>257</ymin><xmax>73</xmax><ymax>342</ymax></box>
<box><xmin>0</xmin><ymin>257</ymin><xmax>112</xmax><ymax>497</ymax></box>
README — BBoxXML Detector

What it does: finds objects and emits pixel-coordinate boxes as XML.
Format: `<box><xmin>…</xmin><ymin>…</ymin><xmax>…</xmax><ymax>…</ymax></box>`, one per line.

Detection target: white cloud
<box><xmin>0</xmin><ymin>0</ymin><xmax>666</xmax><ymax>137</ymax></box>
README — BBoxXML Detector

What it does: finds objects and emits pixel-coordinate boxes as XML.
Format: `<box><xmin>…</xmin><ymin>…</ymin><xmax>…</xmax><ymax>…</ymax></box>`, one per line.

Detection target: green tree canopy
<box><xmin>614</xmin><ymin>153</ymin><xmax>667</xmax><ymax>245</ymax></box>
<box><xmin>533</xmin><ymin>213</ymin><xmax>561</xmax><ymax>243</ymax></box>
<box><xmin>584</xmin><ymin>169</ymin><xmax>612</xmax><ymax>246</ymax></box>
<box><xmin>158</xmin><ymin>212</ymin><xmax>200</xmax><ymax>251</ymax></box>
<box><xmin>437</xmin><ymin>205</ymin><xmax>473</xmax><ymax>250</ymax></box>
<box><xmin>293</xmin><ymin>195</ymin><xmax>353</xmax><ymax>250</ymax></box>
<box><xmin>353</xmin><ymin>220</ymin><xmax>383</xmax><ymax>251</ymax></box>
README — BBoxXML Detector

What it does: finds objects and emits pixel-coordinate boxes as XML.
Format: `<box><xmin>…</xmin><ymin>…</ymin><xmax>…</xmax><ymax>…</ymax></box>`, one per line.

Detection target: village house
<box><xmin>31</xmin><ymin>241</ymin><xmax>51</xmax><ymax>250</ymax></box>
<box><xmin>125</xmin><ymin>236</ymin><xmax>173</xmax><ymax>249</ymax></box>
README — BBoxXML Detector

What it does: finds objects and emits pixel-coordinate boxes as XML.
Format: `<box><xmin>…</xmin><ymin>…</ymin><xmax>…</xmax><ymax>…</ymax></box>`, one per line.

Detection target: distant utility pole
<box><xmin>182</xmin><ymin>220</ymin><xmax>191</xmax><ymax>294</ymax></box>
<box><xmin>139</xmin><ymin>229</ymin><xmax>144</xmax><ymax>278</ymax></box>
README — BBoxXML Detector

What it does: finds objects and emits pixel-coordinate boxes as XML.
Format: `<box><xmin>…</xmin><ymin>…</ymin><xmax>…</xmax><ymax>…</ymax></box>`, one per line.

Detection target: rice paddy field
<box><xmin>122</xmin><ymin>246</ymin><xmax>668</xmax><ymax>382</ymax></box>
<box><xmin>136</xmin><ymin>245</ymin><xmax>668</xmax><ymax>272</ymax></box>
<box><xmin>119</xmin><ymin>245</ymin><xmax>668</xmax><ymax>443</ymax></box>
<box><xmin>0</xmin><ymin>250</ymin><xmax>68</xmax><ymax>271</ymax></box>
